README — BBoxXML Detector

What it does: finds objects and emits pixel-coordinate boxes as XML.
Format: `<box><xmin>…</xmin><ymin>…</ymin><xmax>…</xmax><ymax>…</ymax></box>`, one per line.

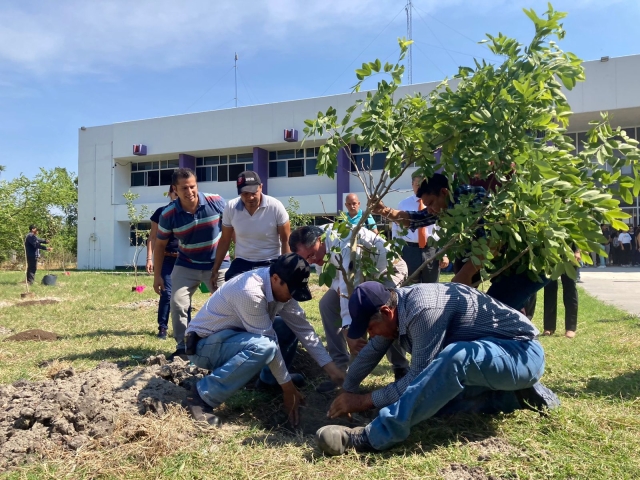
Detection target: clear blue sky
<box><xmin>0</xmin><ymin>0</ymin><xmax>637</xmax><ymax>181</ymax></box>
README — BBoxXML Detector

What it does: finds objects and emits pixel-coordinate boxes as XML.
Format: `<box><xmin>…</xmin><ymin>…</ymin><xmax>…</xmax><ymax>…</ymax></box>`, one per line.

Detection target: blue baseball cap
<box><xmin>347</xmin><ymin>281</ymin><xmax>391</xmax><ymax>339</ymax></box>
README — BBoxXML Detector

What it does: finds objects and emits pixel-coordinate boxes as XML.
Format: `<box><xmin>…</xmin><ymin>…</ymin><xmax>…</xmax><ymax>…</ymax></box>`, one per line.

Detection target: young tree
<box><xmin>286</xmin><ymin>197</ymin><xmax>315</xmax><ymax>229</ymax></box>
<box><xmin>304</xmin><ymin>4</ymin><xmax>640</xmax><ymax>297</ymax></box>
<box><xmin>123</xmin><ymin>191</ymin><xmax>150</xmax><ymax>290</ymax></box>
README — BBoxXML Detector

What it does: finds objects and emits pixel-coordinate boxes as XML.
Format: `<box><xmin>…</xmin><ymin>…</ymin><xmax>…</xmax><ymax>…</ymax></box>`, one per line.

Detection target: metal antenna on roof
<box><xmin>234</xmin><ymin>52</ymin><xmax>238</xmax><ymax>107</ymax></box>
<box><xmin>406</xmin><ymin>0</ymin><xmax>413</xmax><ymax>84</ymax></box>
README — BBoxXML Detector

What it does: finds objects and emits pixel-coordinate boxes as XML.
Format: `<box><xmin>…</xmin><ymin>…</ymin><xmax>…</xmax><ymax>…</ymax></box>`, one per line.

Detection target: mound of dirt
<box><xmin>0</xmin><ymin>358</ymin><xmax>200</xmax><ymax>470</ymax></box>
<box><xmin>16</xmin><ymin>298</ymin><xmax>61</xmax><ymax>307</ymax></box>
<box><xmin>440</xmin><ymin>463</ymin><xmax>497</xmax><ymax>480</ymax></box>
<box><xmin>4</xmin><ymin>330</ymin><xmax>60</xmax><ymax>342</ymax></box>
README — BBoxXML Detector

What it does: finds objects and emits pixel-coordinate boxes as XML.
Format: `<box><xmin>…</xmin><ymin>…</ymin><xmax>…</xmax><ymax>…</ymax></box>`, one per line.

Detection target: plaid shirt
<box><xmin>408</xmin><ymin>185</ymin><xmax>487</xmax><ymax>230</ymax></box>
<box><xmin>342</xmin><ymin>283</ymin><xmax>539</xmax><ymax>408</ymax></box>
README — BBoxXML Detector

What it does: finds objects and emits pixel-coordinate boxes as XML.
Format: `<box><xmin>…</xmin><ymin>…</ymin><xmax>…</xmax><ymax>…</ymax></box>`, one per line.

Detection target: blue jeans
<box><xmin>189</xmin><ymin>317</ymin><xmax>298</xmax><ymax>408</ymax></box>
<box><xmin>365</xmin><ymin>338</ymin><xmax>545</xmax><ymax>450</ymax></box>
<box><xmin>157</xmin><ymin>258</ymin><xmax>190</xmax><ymax>331</ymax></box>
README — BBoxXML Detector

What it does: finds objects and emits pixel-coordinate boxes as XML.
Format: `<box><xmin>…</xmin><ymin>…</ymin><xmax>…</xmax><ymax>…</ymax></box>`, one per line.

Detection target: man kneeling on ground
<box><xmin>184</xmin><ymin>253</ymin><xmax>345</xmax><ymax>427</ymax></box>
<box><xmin>316</xmin><ymin>281</ymin><xmax>560</xmax><ymax>455</ymax></box>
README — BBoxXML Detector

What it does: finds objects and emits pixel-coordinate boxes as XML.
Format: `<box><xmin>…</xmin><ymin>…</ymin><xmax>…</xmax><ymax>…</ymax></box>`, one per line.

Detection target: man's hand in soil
<box><xmin>344</xmin><ymin>328</ymin><xmax>367</xmax><ymax>355</ymax></box>
<box><xmin>153</xmin><ymin>276</ymin><xmax>165</xmax><ymax>295</ymax></box>
<box><xmin>322</xmin><ymin>362</ymin><xmax>346</xmax><ymax>388</ymax></box>
<box><xmin>327</xmin><ymin>392</ymin><xmax>374</xmax><ymax>419</ymax></box>
<box><xmin>281</xmin><ymin>381</ymin><xmax>305</xmax><ymax>427</ymax></box>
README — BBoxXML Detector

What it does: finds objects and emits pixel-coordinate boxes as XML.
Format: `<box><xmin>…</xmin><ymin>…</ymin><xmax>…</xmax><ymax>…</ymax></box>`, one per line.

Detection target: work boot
<box><xmin>315</xmin><ymin>425</ymin><xmax>375</xmax><ymax>456</ymax></box>
<box><xmin>255</xmin><ymin>373</ymin><xmax>306</xmax><ymax>392</ymax></box>
<box><xmin>183</xmin><ymin>388</ymin><xmax>220</xmax><ymax>427</ymax></box>
<box><xmin>157</xmin><ymin>327</ymin><xmax>168</xmax><ymax>340</ymax></box>
<box><xmin>515</xmin><ymin>381</ymin><xmax>561</xmax><ymax>413</ymax></box>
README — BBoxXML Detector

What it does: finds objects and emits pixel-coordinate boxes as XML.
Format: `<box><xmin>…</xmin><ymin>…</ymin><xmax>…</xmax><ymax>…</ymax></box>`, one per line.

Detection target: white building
<box><xmin>78</xmin><ymin>54</ymin><xmax>640</xmax><ymax>270</ymax></box>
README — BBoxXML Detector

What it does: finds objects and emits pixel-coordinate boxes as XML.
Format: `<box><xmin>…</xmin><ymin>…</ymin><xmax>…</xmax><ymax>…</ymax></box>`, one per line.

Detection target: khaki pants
<box><xmin>170</xmin><ymin>266</ymin><xmax>227</xmax><ymax>350</ymax></box>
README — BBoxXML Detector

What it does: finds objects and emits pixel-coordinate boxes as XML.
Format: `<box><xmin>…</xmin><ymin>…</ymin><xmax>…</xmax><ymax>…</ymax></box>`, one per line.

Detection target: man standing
<box><xmin>146</xmin><ymin>185</ymin><xmax>188</xmax><ymax>339</ymax></box>
<box><xmin>154</xmin><ymin>168</ymin><xmax>230</xmax><ymax>360</ymax></box>
<box><xmin>618</xmin><ymin>229</ymin><xmax>632</xmax><ymax>266</ymax></box>
<box><xmin>289</xmin><ymin>225</ymin><xmax>409</xmax><ymax>392</ymax></box>
<box><xmin>316</xmin><ymin>281</ymin><xmax>559</xmax><ymax>455</ymax></box>
<box><xmin>374</xmin><ymin>173</ymin><xmax>548</xmax><ymax>311</ymax></box>
<box><xmin>211</xmin><ymin>171</ymin><xmax>290</xmax><ymax>286</ymax></box>
<box><xmin>600</xmin><ymin>224</ymin><xmax>610</xmax><ymax>268</ymax></box>
<box><xmin>392</xmin><ymin>173</ymin><xmax>448</xmax><ymax>284</ymax></box>
<box><xmin>345</xmin><ymin>193</ymin><xmax>378</xmax><ymax>234</ymax></box>
<box><xmin>24</xmin><ymin>225</ymin><xmax>52</xmax><ymax>285</ymax></box>
<box><xmin>184</xmin><ymin>253</ymin><xmax>345</xmax><ymax>427</ymax></box>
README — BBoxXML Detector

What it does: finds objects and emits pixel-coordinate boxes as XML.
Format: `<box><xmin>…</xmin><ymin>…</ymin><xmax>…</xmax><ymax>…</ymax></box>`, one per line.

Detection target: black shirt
<box><xmin>151</xmin><ymin>205</ymin><xmax>179</xmax><ymax>253</ymax></box>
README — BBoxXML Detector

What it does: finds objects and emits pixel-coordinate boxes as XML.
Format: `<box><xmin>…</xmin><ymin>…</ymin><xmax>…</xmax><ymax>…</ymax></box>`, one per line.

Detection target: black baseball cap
<box><xmin>347</xmin><ymin>281</ymin><xmax>391</xmax><ymax>339</ymax></box>
<box><xmin>237</xmin><ymin>170</ymin><xmax>261</xmax><ymax>195</ymax></box>
<box><xmin>271</xmin><ymin>253</ymin><xmax>313</xmax><ymax>302</ymax></box>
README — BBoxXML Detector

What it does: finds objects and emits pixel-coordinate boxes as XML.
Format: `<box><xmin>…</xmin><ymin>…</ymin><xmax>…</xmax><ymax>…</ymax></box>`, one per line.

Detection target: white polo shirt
<box><xmin>223</xmin><ymin>194</ymin><xmax>289</xmax><ymax>262</ymax></box>
<box><xmin>391</xmin><ymin>194</ymin><xmax>438</xmax><ymax>244</ymax></box>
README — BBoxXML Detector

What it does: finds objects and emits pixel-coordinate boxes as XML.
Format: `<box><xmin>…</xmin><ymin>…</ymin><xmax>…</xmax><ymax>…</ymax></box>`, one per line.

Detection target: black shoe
<box><xmin>394</xmin><ymin>367</ymin><xmax>409</xmax><ymax>382</ymax></box>
<box><xmin>316</xmin><ymin>379</ymin><xmax>338</xmax><ymax>394</ymax></box>
<box><xmin>157</xmin><ymin>327</ymin><xmax>168</xmax><ymax>340</ymax></box>
<box><xmin>255</xmin><ymin>373</ymin><xmax>306</xmax><ymax>392</ymax></box>
<box><xmin>515</xmin><ymin>382</ymin><xmax>561</xmax><ymax>413</ymax></box>
<box><xmin>316</xmin><ymin>425</ymin><xmax>376</xmax><ymax>456</ymax></box>
<box><xmin>183</xmin><ymin>392</ymin><xmax>220</xmax><ymax>427</ymax></box>
<box><xmin>167</xmin><ymin>348</ymin><xmax>189</xmax><ymax>362</ymax></box>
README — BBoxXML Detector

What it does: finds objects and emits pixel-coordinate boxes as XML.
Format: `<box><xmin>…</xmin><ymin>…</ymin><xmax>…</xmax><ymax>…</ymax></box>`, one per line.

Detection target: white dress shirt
<box><xmin>186</xmin><ymin>268</ymin><xmax>332</xmax><ymax>384</ymax></box>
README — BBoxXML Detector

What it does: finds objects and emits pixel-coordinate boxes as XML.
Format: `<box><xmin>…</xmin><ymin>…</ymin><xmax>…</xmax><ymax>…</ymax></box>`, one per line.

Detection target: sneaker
<box><xmin>515</xmin><ymin>382</ymin><xmax>561</xmax><ymax>413</ymax></box>
<box><xmin>255</xmin><ymin>373</ymin><xmax>306</xmax><ymax>392</ymax></box>
<box><xmin>597</xmin><ymin>265</ymin><xmax>606</xmax><ymax>269</ymax></box>
<box><xmin>183</xmin><ymin>391</ymin><xmax>220</xmax><ymax>427</ymax></box>
<box><xmin>394</xmin><ymin>367</ymin><xmax>409</xmax><ymax>382</ymax></box>
<box><xmin>157</xmin><ymin>327</ymin><xmax>168</xmax><ymax>340</ymax></box>
<box><xmin>316</xmin><ymin>379</ymin><xmax>338</xmax><ymax>394</ymax></box>
<box><xmin>315</xmin><ymin>425</ymin><xmax>375</xmax><ymax>456</ymax></box>
<box><xmin>167</xmin><ymin>348</ymin><xmax>189</xmax><ymax>362</ymax></box>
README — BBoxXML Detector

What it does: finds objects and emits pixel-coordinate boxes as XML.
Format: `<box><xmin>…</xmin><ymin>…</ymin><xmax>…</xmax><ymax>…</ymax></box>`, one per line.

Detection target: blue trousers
<box><xmin>365</xmin><ymin>338</ymin><xmax>545</xmax><ymax>450</ymax></box>
<box><xmin>157</xmin><ymin>257</ymin><xmax>190</xmax><ymax>331</ymax></box>
<box><xmin>189</xmin><ymin>317</ymin><xmax>298</xmax><ymax>408</ymax></box>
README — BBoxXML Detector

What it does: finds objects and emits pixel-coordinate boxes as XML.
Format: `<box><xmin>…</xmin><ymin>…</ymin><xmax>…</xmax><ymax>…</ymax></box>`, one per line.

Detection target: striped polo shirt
<box><xmin>157</xmin><ymin>192</ymin><xmax>230</xmax><ymax>271</ymax></box>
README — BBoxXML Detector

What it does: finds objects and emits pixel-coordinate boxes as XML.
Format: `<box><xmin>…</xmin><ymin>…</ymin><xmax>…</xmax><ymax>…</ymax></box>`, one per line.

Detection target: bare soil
<box><xmin>0</xmin><ymin>347</ymin><xmax>354</xmax><ymax>470</ymax></box>
<box><xmin>4</xmin><ymin>329</ymin><xmax>60</xmax><ymax>342</ymax></box>
<box><xmin>0</xmin><ymin>326</ymin><xmax>12</xmax><ymax>335</ymax></box>
<box><xmin>15</xmin><ymin>298</ymin><xmax>61</xmax><ymax>307</ymax></box>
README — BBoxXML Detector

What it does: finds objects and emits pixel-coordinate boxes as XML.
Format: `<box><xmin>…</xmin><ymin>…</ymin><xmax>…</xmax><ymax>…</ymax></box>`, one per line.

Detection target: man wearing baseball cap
<box><xmin>183</xmin><ymin>253</ymin><xmax>345</xmax><ymax>427</ymax></box>
<box><xmin>316</xmin><ymin>281</ymin><xmax>560</xmax><ymax>455</ymax></box>
<box><xmin>211</xmin><ymin>170</ymin><xmax>291</xmax><ymax>289</ymax></box>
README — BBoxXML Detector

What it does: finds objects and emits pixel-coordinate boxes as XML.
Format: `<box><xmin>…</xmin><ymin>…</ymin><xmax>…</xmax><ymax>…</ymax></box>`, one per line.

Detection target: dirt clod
<box><xmin>4</xmin><ymin>329</ymin><xmax>60</xmax><ymax>342</ymax></box>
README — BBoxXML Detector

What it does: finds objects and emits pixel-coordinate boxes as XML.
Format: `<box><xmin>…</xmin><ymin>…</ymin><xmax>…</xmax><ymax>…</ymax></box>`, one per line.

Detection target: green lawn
<box><xmin>1</xmin><ymin>270</ymin><xmax>639</xmax><ymax>479</ymax></box>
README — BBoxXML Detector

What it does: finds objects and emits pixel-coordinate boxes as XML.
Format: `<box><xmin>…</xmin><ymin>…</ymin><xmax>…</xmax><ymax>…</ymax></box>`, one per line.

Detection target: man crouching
<box><xmin>184</xmin><ymin>253</ymin><xmax>345</xmax><ymax>427</ymax></box>
<box><xmin>316</xmin><ymin>281</ymin><xmax>560</xmax><ymax>455</ymax></box>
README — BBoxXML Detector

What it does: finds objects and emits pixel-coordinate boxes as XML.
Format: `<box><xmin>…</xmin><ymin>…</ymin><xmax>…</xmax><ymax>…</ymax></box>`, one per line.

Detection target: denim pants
<box><xmin>365</xmin><ymin>338</ymin><xmax>545</xmax><ymax>451</ymax></box>
<box><xmin>157</xmin><ymin>257</ymin><xmax>191</xmax><ymax>331</ymax></box>
<box><xmin>189</xmin><ymin>317</ymin><xmax>298</xmax><ymax>408</ymax></box>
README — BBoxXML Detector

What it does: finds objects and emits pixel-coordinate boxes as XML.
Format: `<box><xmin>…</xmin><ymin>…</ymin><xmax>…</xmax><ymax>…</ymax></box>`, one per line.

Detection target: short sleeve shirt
<box><xmin>157</xmin><ymin>192</ymin><xmax>230</xmax><ymax>270</ymax></box>
<box><xmin>222</xmin><ymin>194</ymin><xmax>289</xmax><ymax>262</ymax></box>
<box><xmin>151</xmin><ymin>204</ymin><xmax>179</xmax><ymax>253</ymax></box>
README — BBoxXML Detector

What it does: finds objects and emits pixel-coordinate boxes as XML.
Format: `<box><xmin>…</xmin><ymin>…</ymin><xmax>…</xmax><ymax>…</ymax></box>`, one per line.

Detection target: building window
<box><xmin>350</xmin><ymin>144</ymin><xmax>387</xmax><ymax>172</ymax></box>
<box><xmin>130</xmin><ymin>160</ymin><xmax>179</xmax><ymax>187</ymax></box>
<box><xmin>269</xmin><ymin>148</ymin><xmax>319</xmax><ymax>178</ymax></box>
<box><xmin>195</xmin><ymin>154</ymin><xmax>253</xmax><ymax>183</ymax></box>
<box><xmin>130</xmin><ymin>222</ymin><xmax>151</xmax><ymax>246</ymax></box>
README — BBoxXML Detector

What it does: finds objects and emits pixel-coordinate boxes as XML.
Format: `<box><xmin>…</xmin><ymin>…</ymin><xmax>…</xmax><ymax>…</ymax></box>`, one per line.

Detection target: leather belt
<box><xmin>164</xmin><ymin>252</ymin><xmax>179</xmax><ymax>258</ymax></box>
<box><xmin>405</xmin><ymin>242</ymin><xmax>421</xmax><ymax>248</ymax></box>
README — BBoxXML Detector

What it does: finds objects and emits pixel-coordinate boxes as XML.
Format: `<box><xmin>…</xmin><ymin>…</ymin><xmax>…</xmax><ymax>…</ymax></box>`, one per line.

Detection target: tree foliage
<box><xmin>304</xmin><ymin>4</ymin><xmax>640</xmax><ymax>294</ymax></box>
<box><xmin>285</xmin><ymin>197</ymin><xmax>315</xmax><ymax>229</ymax></box>
<box><xmin>0</xmin><ymin>167</ymin><xmax>78</xmax><ymax>263</ymax></box>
